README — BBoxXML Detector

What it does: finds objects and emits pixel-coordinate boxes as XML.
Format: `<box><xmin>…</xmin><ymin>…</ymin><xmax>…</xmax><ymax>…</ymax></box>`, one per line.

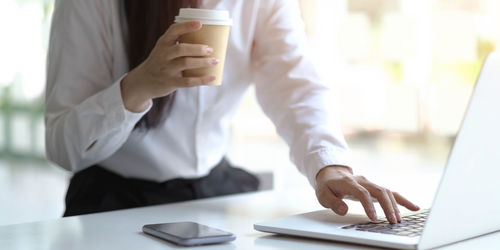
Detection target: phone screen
<box><xmin>146</xmin><ymin>222</ymin><xmax>233</xmax><ymax>239</ymax></box>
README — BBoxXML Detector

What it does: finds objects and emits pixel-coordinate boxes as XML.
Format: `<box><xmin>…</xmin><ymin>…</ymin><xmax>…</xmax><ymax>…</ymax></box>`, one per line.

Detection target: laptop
<box><xmin>254</xmin><ymin>52</ymin><xmax>500</xmax><ymax>249</ymax></box>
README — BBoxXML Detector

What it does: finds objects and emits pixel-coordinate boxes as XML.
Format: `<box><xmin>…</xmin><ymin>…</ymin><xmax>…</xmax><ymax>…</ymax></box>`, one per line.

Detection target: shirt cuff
<box><xmin>84</xmin><ymin>74</ymin><xmax>152</xmax><ymax>140</ymax></box>
<box><xmin>302</xmin><ymin>147</ymin><xmax>353</xmax><ymax>188</ymax></box>
<box><xmin>109</xmin><ymin>74</ymin><xmax>152</xmax><ymax>127</ymax></box>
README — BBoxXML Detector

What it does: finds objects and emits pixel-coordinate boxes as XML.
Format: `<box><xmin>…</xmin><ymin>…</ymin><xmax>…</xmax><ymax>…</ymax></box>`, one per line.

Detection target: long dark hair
<box><xmin>123</xmin><ymin>0</ymin><xmax>201</xmax><ymax>129</ymax></box>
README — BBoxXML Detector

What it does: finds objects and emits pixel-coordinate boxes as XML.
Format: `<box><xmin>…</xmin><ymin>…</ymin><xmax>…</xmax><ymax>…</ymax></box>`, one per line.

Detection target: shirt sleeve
<box><xmin>252</xmin><ymin>0</ymin><xmax>352</xmax><ymax>187</ymax></box>
<box><xmin>45</xmin><ymin>0</ymin><xmax>151</xmax><ymax>172</ymax></box>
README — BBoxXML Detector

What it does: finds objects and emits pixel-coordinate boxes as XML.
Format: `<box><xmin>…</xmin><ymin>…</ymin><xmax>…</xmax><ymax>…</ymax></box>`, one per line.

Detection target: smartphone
<box><xmin>142</xmin><ymin>221</ymin><xmax>236</xmax><ymax>246</ymax></box>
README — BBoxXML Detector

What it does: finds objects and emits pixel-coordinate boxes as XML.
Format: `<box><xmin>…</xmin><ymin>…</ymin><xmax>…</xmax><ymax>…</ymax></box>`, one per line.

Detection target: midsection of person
<box><xmin>115</xmin><ymin>0</ymin><xmax>257</xmax><ymax>181</ymax></box>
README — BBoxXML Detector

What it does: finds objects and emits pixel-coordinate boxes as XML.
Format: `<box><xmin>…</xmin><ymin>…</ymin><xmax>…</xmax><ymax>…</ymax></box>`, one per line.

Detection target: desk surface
<box><xmin>0</xmin><ymin>190</ymin><xmax>498</xmax><ymax>250</ymax></box>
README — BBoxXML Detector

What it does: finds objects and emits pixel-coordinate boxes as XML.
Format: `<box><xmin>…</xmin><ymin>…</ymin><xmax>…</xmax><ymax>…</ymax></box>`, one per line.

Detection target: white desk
<box><xmin>0</xmin><ymin>190</ymin><xmax>498</xmax><ymax>250</ymax></box>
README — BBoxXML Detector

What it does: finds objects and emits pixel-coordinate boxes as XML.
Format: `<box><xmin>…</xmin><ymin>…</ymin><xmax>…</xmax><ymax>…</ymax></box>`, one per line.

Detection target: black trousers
<box><xmin>63</xmin><ymin>158</ymin><xmax>259</xmax><ymax>217</ymax></box>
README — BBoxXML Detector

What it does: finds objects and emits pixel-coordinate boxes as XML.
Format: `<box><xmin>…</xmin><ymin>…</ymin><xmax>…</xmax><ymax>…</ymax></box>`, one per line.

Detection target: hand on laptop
<box><xmin>315</xmin><ymin>165</ymin><xmax>420</xmax><ymax>224</ymax></box>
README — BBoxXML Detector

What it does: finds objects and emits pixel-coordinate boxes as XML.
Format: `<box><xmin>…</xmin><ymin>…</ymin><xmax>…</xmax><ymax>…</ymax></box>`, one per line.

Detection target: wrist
<box><xmin>120</xmin><ymin>70</ymin><xmax>151</xmax><ymax>113</ymax></box>
<box><xmin>316</xmin><ymin>165</ymin><xmax>353</xmax><ymax>182</ymax></box>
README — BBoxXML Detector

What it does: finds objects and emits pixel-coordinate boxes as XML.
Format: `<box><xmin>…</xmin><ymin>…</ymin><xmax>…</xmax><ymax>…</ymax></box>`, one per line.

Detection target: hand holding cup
<box><xmin>121</xmin><ymin>20</ymin><xmax>219</xmax><ymax>112</ymax></box>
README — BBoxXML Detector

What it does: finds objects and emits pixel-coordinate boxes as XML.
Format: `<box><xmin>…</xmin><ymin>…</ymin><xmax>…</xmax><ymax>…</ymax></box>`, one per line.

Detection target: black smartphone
<box><xmin>142</xmin><ymin>221</ymin><xmax>236</xmax><ymax>246</ymax></box>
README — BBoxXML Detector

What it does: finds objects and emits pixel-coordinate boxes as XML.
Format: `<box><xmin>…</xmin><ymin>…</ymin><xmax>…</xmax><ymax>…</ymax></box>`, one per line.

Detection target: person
<box><xmin>45</xmin><ymin>0</ymin><xmax>419</xmax><ymax>222</ymax></box>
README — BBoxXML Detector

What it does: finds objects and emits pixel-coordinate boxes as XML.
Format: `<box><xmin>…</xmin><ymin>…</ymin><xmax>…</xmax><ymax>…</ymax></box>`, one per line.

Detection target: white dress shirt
<box><xmin>45</xmin><ymin>0</ymin><xmax>351</xmax><ymax>187</ymax></box>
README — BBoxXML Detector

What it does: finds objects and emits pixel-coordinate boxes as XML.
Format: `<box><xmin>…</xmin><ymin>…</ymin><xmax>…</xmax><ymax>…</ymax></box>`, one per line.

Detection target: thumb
<box><xmin>317</xmin><ymin>188</ymin><xmax>349</xmax><ymax>216</ymax></box>
<box><xmin>330</xmin><ymin>196</ymin><xmax>349</xmax><ymax>215</ymax></box>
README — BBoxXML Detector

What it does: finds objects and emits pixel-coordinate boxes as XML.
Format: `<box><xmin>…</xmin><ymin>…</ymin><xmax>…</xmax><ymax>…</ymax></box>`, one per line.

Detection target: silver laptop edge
<box><xmin>254</xmin><ymin>52</ymin><xmax>500</xmax><ymax>250</ymax></box>
<box><xmin>418</xmin><ymin>52</ymin><xmax>500</xmax><ymax>249</ymax></box>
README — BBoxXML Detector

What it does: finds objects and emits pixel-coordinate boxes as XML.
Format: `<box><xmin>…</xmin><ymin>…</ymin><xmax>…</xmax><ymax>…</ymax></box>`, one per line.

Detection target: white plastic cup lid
<box><xmin>175</xmin><ymin>8</ymin><xmax>232</xmax><ymax>26</ymax></box>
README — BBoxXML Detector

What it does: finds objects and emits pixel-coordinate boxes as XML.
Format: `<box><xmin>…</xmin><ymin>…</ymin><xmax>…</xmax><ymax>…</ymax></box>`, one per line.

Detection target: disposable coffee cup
<box><xmin>175</xmin><ymin>8</ymin><xmax>232</xmax><ymax>86</ymax></box>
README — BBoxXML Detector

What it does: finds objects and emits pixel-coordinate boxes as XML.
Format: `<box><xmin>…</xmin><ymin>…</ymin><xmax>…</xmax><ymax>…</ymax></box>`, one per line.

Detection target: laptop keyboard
<box><xmin>341</xmin><ymin>210</ymin><xmax>429</xmax><ymax>237</ymax></box>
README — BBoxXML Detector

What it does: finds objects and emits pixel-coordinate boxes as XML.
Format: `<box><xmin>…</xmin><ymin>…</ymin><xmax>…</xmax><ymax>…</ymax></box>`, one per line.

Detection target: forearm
<box><xmin>45</xmin><ymin>78</ymin><xmax>151</xmax><ymax>172</ymax></box>
<box><xmin>255</xmin><ymin>74</ymin><xmax>352</xmax><ymax>186</ymax></box>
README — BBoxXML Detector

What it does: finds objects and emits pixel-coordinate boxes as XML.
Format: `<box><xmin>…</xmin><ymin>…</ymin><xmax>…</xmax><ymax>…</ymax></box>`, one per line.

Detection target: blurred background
<box><xmin>1</xmin><ymin>0</ymin><xmax>498</xmax><ymax>225</ymax></box>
